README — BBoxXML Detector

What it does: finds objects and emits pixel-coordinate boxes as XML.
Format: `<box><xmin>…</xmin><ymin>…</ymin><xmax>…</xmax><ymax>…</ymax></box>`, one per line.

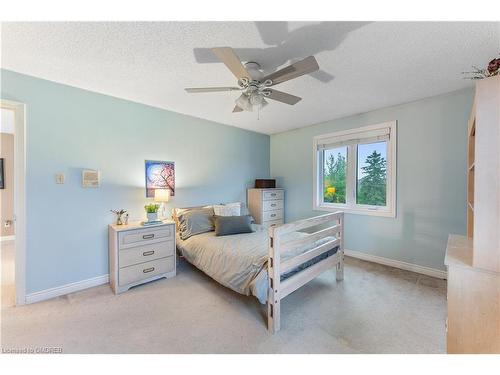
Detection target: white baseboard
<box><xmin>22</xmin><ymin>252</ymin><xmax>445</xmax><ymax>304</ymax></box>
<box><xmin>1</xmin><ymin>235</ymin><xmax>15</xmax><ymax>242</ymax></box>
<box><xmin>25</xmin><ymin>274</ymin><xmax>109</xmax><ymax>304</ymax></box>
<box><xmin>344</xmin><ymin>249</ymin><xmax>447</xmax><ymax>279</ymax></box>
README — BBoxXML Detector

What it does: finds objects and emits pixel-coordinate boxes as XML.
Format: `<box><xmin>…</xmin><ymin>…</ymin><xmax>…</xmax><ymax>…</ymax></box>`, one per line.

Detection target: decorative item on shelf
<box><xmin>463</xmin><ymin>53</ymin><xmax>500</xmax><ymax>80</ymax></box>
<box><xmin>145</xmin><ymin>160</ymin><xmax>175</xmax><ymax>198</ymax></box>
<box><xmin>124</xmin><ymin>213</ymin><xmax>129</xmax><ymax>225</ymax></box>
<box><xmin>154</xmin><ymin>188</ymin><xmax>171</xmax><ymax>219</ymax></box>
<box><xmin>140</xmin><ymin>220</ymin><xmax>163</xmax><ymax>226</ymax></box>
<box><xmin>144</xmin><ymin>203</ymin><xmax>160</xmax><ymax>222</ymax></box>
<box><xmin>110</xmin><ymin>209</ymin><xmax>127</xmax><ymax>225</ymax></box>
<box><xmin>255</xmin><ymin>179</ymin><xmax>276</xmax><ymax>188</ymax></box>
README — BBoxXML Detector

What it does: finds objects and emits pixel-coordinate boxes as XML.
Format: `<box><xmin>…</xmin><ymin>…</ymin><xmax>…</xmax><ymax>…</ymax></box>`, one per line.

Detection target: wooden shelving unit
<box><xmin>445</xmin><ymin>76</ymin><xmax>500</xmax><ymax>354</ymax></box>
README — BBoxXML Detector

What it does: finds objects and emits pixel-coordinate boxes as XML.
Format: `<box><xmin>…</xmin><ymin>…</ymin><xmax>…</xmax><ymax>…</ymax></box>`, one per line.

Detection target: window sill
<box><xmin>314</xmin><ymin>204</ymin><xmax>396</xmax><ymax>218</ymax></box>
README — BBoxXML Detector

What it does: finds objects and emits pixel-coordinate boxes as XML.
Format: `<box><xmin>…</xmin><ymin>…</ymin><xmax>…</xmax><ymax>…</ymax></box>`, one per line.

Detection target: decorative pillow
<box><xmin>177</xmin><ymin>207</ymin><xmax>215</xmax><ymax>240</ymax></box>
<box><xmin>173</xmin><ymin>205</ymin><xmax>212</xmax><ymax>229</ymax></box>
<box><xmin>213</xmin><ymin>215</ymin><xmax>253</xmax><ymax>237</ymax></box>
<box><xmin>213</xmin><ymin>202</ymin><xmax>241</xmax><ymax>217</ymax></box>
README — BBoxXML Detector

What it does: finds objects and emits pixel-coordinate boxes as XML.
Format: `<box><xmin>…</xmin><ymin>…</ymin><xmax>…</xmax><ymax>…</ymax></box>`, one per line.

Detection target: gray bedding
<box><xmin>176</xmin><ymin>224</ymin><xmax>338</xmax><ymax>304</ymax></box>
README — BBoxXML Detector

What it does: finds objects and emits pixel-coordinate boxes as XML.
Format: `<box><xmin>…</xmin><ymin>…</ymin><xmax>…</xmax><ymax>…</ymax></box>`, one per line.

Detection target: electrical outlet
<box><xmin>55</xmin><ymin>173</ymin><xmax>65</xmax><ymax>184</ymax></box>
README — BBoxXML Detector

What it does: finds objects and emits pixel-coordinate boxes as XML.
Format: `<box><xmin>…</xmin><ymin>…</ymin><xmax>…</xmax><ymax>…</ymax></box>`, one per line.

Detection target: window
<box><xmin>313</xmin><ymin>121</ymin><xmax>396</xmax><ymax>217</ymax></box>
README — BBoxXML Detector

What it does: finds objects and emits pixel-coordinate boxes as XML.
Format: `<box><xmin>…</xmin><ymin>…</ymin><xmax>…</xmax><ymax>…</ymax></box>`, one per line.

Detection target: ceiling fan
<box><xmin>185</xmin><ymin>47</ymin><xmax>319</xmax><ymax>113</ymax></box>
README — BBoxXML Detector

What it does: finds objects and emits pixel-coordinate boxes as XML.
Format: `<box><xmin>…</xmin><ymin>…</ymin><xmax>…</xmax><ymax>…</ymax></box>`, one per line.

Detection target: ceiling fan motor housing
<box><xmin>244</xmin><ymin>61</ymin><xmax>263</xmax><ymax>81</ymax></box>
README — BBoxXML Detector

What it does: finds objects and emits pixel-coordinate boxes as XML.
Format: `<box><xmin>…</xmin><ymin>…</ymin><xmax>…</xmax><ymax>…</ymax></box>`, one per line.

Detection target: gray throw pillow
<box><xmin>178</xmin><ymin>207</ymin><xmax>215</xmax><ymax>240</ymax></box>
<box><xmin>213</xmin><ymin>215</ymin><xmax>254</xmax><ymax>237</ymax></box>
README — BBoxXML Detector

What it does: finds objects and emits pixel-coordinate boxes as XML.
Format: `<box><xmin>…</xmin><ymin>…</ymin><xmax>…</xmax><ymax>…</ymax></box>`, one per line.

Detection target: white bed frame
<box><xmin>267</xmin><ymin>211</ymin><xmax>344</xmax><ymax>333</ymax></box>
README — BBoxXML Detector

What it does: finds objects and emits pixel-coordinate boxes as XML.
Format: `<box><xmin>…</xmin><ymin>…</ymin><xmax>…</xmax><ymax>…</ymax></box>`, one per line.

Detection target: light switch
<box><xmin>55</xmin><ymin>173</ymin><xmax>65</xmax><ymax>184</ymax></box>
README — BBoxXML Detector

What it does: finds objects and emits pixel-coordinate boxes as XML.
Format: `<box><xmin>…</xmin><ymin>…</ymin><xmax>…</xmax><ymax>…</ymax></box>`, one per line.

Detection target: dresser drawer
<box><xmin>119</xmin><ymin>256</ymin><xmax>174</xmax><ymax>286</ymax></box>
<box><xmin>262</xmin><ymin>190</ymin><xmax>284</xmax><ymax>201</ymax></box>
<box><xmin>119</xmin><ymin>225</ymin><xmax>173</xmax><ymax>246</ymax></box>
<box><xmin>119</xmin><ymin>240</ymin><xmax>174</xmax><ymax>268</ymax></box>
<box><xmin>263</xmin><ymin>199</ymin><xmax>283</xmax><ymax>211</ymax></box>
<box><xmin>263</xmin><ymin>209</ymin><xmax>283</xmax><ymax>221</ymax></box>
<box><xmin>262</xmin><ymin>219</ymin><xmax>284</xmax><ymax>228</ymax></box>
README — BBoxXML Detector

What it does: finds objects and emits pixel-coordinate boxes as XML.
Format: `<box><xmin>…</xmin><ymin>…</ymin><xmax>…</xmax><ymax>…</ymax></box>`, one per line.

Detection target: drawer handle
<box><xmin>271</xmin><ymin>214</ymin><xmax>276</xmax><ymax>217</ymax></box>
<box><xmin>271</xmin><ymin>204</ymin><xmax>276</xmax><ymax>207</ymax></box>
<box><xmin>143</xmin><ymin>250</ymin><xmax>155</xmax><ymax>256</ymax></box>
<box><xmin>142</xmin><ymin>234</ymin><xmax>154</xmax><ymax>240</ymax></box>
<box><xmin>143</xmin><ymin>267</ymin><xmax>155</xmax><ymax>273</ymax></box>
<box><xmin>271</xmin><ymin>193</ymin><xmax>276</xmax><ymax>196</ymax></box>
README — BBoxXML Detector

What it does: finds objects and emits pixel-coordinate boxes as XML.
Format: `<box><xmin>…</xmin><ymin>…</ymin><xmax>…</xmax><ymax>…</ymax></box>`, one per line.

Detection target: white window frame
<box><xmin>313</xmin><ymin>121</ymin><xmax>397</xmax><ymax>218</ymax></box>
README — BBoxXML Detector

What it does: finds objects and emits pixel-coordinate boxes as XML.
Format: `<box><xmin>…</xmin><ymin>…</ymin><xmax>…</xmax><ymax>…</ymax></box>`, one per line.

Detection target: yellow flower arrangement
<box><xmin>326</xmin><ymin>187</ymin><xmax>336</xmax><ymax>194</ymax></box>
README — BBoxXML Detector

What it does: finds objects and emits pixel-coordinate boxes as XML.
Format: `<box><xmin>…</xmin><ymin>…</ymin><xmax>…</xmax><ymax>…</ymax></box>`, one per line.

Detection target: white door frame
<box><xmin>1</xmin><ymin>99</ymin><xmax>26</xmax><ymax>305</ymax></box>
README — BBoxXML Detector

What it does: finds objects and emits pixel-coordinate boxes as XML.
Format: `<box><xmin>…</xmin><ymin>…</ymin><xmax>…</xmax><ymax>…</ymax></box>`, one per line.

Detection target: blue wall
<box><xmin>271</xmin><ymin>89</ymin><xmax>473</xmax><ymax>271</ymax></box>
<box><xmin>1</xmin><ymin>70</ymin><xmax>270</xmax><ymax>293</ymax></box>
<box><xmin>1</xmin><ymin>67</ymin><xmax>473</xmax><ymax>292</ymax></box>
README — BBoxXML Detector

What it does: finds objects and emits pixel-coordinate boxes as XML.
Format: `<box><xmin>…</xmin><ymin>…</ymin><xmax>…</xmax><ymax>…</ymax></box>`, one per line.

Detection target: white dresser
<box><xmin>247</xmin><ymin>188</ymin><xmax>284</xmax><ymax>228</ymax></box>
<box><xmin>108</xmin><ymin>220</ymin><xmax>176</xmax><ymax>294</ymax></box>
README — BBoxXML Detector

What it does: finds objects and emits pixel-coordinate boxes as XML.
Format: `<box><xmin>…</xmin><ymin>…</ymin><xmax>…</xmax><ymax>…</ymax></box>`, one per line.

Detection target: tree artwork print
<box><xmin>145</xmin><ymin>160</ymin><xmax>175</xmax><ymax>198</ymax></box>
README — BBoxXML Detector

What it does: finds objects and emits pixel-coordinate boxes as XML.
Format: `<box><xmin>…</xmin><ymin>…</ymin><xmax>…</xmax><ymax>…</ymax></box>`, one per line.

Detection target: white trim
<box><xmin>0</xmin><ymin>235</ymin><xmax>15</xmax><ymax>242</ymax></box>
<box><xmin>25</xmin><ymin>274</ymin><xmax>110</xmax><ymax>304</ymax></box>
<box><xmin>313</xmin><ymin>121</ymin><xmax>397</xmax><ymax>218</ymax></box>
<box><xmin>1</xmin><ymin>99</ymin><xmax>26</xmax><ymax>305</ymax></box>
<box><xmin>344</xmin><ymin>249</ymin><xmax>447</xmax><ymax>279</ymax></box>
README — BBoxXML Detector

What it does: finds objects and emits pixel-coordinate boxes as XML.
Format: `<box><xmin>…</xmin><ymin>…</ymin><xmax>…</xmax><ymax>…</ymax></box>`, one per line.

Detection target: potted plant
<box><xmin>144</xmin><ymin>203</ymin><xmax>160</xmax><ymax>222</ymax></box>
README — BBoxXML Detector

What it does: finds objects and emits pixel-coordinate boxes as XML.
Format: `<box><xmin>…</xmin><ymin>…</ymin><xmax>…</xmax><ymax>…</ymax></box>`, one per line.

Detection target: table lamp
<box><xmin>154</xmin><ymin>188</ymin><xmax>170</xmax><ymax>219</ymax></box>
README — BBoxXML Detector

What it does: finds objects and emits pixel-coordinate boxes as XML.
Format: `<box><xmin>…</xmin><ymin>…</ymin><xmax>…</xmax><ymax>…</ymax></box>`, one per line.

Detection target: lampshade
<box><xmin>154</xmin><ymin>188</ymin><xmax>170</xmax><ymax>202</ymax></box>
<box><xmin>235</xmin><ymin>94</ymin><xmax>253</xmax><ymax>112</ymax></box>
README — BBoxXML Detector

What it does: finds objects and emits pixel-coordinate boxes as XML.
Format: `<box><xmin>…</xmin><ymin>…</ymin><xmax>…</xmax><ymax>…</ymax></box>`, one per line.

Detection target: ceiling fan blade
<box><xmin>262</xmin><ymin>56</ymin><xmax>319</xmax><ymax>86</ymax></box>
<box><xmin>232</xmin><ymin>105</ymin><xmax>243</xmax><ymax>113</ymax></box>
<box><xmin>266</xmin><ymin>89</ymin><xmax>302</xmax><ymax>105</ymax></box>
<box><xmin>211</xmin><ymin>47</ymin><xmax>251</xmax><ymax>81</ymax></box>
<box><xmin>185</xmin><ymin>87</ymin><xmax>241</xmax><ymax>93</ymax></box>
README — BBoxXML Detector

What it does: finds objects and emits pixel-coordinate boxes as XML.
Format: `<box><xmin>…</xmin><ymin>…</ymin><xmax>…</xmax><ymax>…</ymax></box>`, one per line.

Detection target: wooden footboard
<box><xmin>267</xmin><ymin>211</ymin><xmax>344</xmax><ymax>333</ymax></box>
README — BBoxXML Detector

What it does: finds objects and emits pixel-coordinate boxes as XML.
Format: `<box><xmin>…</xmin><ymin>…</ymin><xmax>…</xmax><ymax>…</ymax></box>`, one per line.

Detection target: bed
<box><xmin>176</xmin><ymin>210</ymin><xmax>344</xmax><ymax>333</ymax></box>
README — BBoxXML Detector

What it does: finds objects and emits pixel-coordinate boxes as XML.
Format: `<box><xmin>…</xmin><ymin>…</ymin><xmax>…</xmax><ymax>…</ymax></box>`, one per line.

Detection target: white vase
<box><xmin>147</xmin><ymin>212</ymin><xmax>158</xmax><ymax>222</ymax></box>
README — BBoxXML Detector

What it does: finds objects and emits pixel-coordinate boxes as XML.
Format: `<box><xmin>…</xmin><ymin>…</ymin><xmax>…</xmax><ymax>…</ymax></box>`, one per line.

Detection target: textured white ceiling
<box><xmin>1</xmin><ymin>22</ymin><xmax>499</xmax><ymax>134</ymax></box>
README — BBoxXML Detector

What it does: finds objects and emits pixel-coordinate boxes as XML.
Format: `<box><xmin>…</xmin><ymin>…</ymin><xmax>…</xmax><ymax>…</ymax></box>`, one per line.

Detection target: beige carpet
<box><xmin>0</xmin><ymin>256</ymin><xmax>447</xmax><ymax>353</ymax></box>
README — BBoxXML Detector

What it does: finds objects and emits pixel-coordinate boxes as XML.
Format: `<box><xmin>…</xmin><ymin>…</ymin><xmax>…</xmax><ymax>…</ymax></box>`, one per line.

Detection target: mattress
<box><xmin>176</xmin><ymin>224</ymin><xmax>338</xmax><ymax>304</ymax></box>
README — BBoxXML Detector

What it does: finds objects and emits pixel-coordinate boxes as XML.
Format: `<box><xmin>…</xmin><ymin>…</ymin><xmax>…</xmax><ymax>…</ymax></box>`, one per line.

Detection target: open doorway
<box><xmin>0</xmin><ymin>100</ymin><xmax>25</xmax><ymax>307</ymax></box>
<box><xmin>1</xmin><ymin>107</ymin><xmax>16</xmax><ymax>307</ymax></box>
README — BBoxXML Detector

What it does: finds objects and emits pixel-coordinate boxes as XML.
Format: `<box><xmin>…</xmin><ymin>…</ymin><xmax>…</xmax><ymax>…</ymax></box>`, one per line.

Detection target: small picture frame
<box><xmin>0</xmin><ymin>158</ymin><xmax>4</xmax><ymax>189</ymax></box>
<box><xmin>82</xmin><ymin>169</ymin><xmax>100</xmax><ymax>188</ymax></box>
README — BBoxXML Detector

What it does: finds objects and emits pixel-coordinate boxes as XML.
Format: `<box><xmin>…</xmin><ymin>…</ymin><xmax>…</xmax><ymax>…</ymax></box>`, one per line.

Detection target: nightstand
<box><xmin>108</xmin><ymin>220</ymin><xmax>176</xmax><ymax>294</ymax></box>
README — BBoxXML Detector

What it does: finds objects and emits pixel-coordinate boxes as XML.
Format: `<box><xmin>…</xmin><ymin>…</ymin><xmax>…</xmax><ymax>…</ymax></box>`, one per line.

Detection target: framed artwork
<box><xmin>0</xmin><ymin>158</ymin><xmax>4</xmax><ymax>189</ymax></box>
<box><xmin>145</xmin><ymin>160</ymin><xmax>175</xmax><ymax>198</ymax></box>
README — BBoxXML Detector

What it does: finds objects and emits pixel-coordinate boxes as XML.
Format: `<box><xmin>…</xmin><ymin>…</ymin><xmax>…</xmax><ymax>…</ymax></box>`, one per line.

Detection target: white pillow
<box><xmin>213</xmin><ymin>202</ymin><xmax>241</xmax><ymax>217</ymax></box>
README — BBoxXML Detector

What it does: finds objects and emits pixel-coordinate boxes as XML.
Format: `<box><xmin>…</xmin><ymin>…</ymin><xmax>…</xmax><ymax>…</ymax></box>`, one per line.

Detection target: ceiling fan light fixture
<box><xmin>235</xmin><ymin>94</ymin><xmax>253</xmax><ymax>112</ymax></box>
<box><xmin>249</xmin><ymin>92</ymin><xmax>264</xmax><ymax>106</ymax></box>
